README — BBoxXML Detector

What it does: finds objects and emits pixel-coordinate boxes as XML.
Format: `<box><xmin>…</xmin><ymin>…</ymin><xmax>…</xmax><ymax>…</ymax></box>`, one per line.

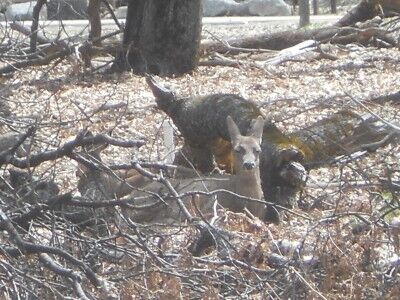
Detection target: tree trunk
<box><xmin>299</xmin><ymin>0</ymin><xmax>310</xmax><ymax>27</ymax></box>
<box><xmin>312</xmin><ymin>0</ymin><xmax>319</xmax><ymax>15</ymax></box>
<box><xmin>331</xmin><ymin>0</ymin><xmax>337</xmax><ymax>13</ymax></box>
<box><xmin>114</xmin><ymin>0</ymin><xmax>202</xmax><ymax>76</ymax></box>
<box><xmin>30</xmin><ymin>0</ymin><xmax>46</xmax><ymax>53</ymax></box>
<box><xmin>88</xmin><ymin>0</ymin><xmax>102</xmax><ymax>46</ymax></box>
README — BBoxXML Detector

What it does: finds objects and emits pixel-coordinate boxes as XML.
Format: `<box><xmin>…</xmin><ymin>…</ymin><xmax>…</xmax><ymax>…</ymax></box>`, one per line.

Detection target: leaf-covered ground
<box><xmin>1</xmin><ymin>20</ymin><xmax>399</xmax><ymax>299</ymax></box>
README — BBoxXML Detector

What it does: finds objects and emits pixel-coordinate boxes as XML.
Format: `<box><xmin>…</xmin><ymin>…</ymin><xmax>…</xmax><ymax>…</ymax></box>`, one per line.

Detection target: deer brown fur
<box><xmin>76</xmin><ymin>142</ymin><xmax>151</xmax><ymax>200</ymax></box>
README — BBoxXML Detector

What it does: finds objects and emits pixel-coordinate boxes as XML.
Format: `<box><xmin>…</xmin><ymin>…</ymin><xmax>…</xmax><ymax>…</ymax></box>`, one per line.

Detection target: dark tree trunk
<box><xmin>114</xmin><ymin>0</ymin><xmax>202</xmax><ymax>76</ymax></box>
<box><xmin>30</xmin><ymin>0</ymin><xmax>46</xmax><ymax>53</ymax></box>
<box><xmin>88</xmin><ymin>0</ymin><xmax>102</xmax><ymax>46</ymax></box>
<box><xmin>299</xmin><ymin>0</ymin><xmax>310</xmax><ymax>27</ymax></box>
<box><xmin>312</xmin><ymin>0</ymin><xmax>318</xmax><ymax>15</ymax></box>
<box><xmin>331</xmin><ymin>0</ymin><xmax>337</xmax><ymax>13</ymax></box>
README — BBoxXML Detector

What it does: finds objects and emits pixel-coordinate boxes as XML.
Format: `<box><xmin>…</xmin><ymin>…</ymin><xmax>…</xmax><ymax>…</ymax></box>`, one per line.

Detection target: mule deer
<box><xmin>76</xmin><ymin>141</ymin><xmax>151</xmax><ymax>200</ymax></box>
<box><xmin>146</xmin><ymin>75</ymin><xmax>307</xmax><ymax>224</ymax></box>
<box><xmin>124</xmin><ymin>115</ymin><xmax>267</xmax><ymax>223</ymax></box>
<box><xmin>76</xmin><ymin>137</ymin><xmax>199</xmax><ymax>200</ymax></box>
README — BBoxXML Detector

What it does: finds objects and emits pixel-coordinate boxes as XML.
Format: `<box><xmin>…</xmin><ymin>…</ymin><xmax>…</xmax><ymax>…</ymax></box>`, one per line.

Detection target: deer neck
<box><xmin>232</xmin><ymin>167</ymin><xmax>262</xmax><ymax>199</ymax></box>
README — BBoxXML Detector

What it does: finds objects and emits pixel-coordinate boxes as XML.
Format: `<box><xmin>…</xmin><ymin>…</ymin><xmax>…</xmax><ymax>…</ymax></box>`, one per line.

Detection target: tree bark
<box><xmin>201</xmin><ymin>26</ymin><xmax>374</xmax><ymax>54</ymax></box>
<box><xmin>331</xmin><ymin>0</ymin><xmax>337</xmax><ymax>13</ymax></box>
<box><xmin>88</xmin><ymin>0</ymin><xmax>102</xmax><ymax>46</ymax></box>
<box><xmin>291</xmin><ymin>110</ymin><xmax>395</xmax><ymax>167</ymax></box>
<box><xmin>299</xmin><ymin>0</ymin><xmax>310</xmax><ymax>27</ymax></box>
<box><xmin>114</xmin><ymin>0</ymin><xmax>202</xmax><ymax>76</ymax></box>
<box><xmin>313</xmin><ymin>0</ymin><xmax>319</xmax><ymax>15</ymax></box>
<box><xmin>30</xmin><ymin>0</ymin><xmax>46</xmax><ymax>53</ymax></box>
<box><xmin>334</xmin><ymin>0</ymin><xmax>400</xmax><ymax>27</ymax></box>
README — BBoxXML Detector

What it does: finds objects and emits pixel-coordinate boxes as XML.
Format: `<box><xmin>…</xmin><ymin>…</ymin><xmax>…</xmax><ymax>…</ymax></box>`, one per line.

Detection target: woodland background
<box><xmin>0</xmin><ymin>0</ymin><xmax>399</xmax><ymax>298</ymax></box>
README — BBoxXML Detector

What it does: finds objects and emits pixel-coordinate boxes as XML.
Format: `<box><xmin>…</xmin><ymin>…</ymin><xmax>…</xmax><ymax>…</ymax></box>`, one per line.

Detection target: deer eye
<box><xmin>234</xmin><ymin>146</ymin><xmax>243</xmax><ymax>153</ymax></box>
<box><xmin>254</xmin><ymin>148</ymin><xmax>261</xmax><ymax>154</ymax></box>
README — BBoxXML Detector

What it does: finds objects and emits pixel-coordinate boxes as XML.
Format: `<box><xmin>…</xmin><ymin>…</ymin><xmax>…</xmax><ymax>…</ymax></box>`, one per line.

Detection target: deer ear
<box><xmin>226</xmin><ymin>116</ymin><xmax>241</xmax><ymax>145</ymax></box>
<box><xmin>91</xmin><ymin>143</ymin><xmax>108</xmax><ymax>156</ymax></box>
<box><xmin>82</xmin><ymin>131</ymin><xmax>109</xmax><ymax>158</ymax></box>
<box><xmin>250</xmin><ymin>116</ymin><xmax>264</xmax><ymax>143</ymax></box>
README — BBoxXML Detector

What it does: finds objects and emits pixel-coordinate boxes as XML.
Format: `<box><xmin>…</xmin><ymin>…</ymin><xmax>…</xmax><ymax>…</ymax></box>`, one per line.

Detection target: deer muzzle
<box><xmin>243</xmin><ymin>161</ymin><xmax>256</xmax><ymax>170</ymax></box>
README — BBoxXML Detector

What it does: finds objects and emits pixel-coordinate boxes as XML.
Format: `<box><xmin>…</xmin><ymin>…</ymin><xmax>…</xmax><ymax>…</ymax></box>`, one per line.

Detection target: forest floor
<box><xmin>1</xmin><ymin>19</ymin><xmax>400</xmax><ymax>298</ymax></box>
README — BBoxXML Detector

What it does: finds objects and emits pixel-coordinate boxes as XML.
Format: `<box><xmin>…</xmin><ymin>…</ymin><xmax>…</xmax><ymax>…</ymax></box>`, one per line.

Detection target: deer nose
<box><xmin>243</xmin><ymin>162</ymin><xmax>256</xmax><ymax>170</ymax></box>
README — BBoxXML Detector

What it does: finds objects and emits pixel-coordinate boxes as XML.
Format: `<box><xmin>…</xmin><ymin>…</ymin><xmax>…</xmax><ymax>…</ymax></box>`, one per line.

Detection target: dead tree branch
<box><xmin>0</xmin><ymin>208</ymin><xmax>102</xmax><ymax>287</ymax></box>
<box><xmin>0</xmin><ymin>130</ymin><xmax>145</xmax><ymax>168</ymax></box>
<box><xmin>30</xmin><ymin>0</ymin><xmax>47</xmax><ymax>52</ymax></box>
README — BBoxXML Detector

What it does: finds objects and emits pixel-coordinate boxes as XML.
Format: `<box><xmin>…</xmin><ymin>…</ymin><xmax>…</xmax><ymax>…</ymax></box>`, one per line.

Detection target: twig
<box><xmin>39</xmin><ymin>253</ymin><xmax>89</xmax><ymax>300</ymax></box>
<box><xmin>0</xmin><ymin>193</ymin><xmax>72</xmax><ymax>231</ymax></box>
<box><xmin>290</xmin><ymin>266</ymin><xmax>328</xmax><ymax>300</ymax></box>
<box><xmin>0</xmin><ymin>25</ymin><xmax>123</xmax><ymax>74</ymax></box>
<box><xmin>89</xmin><ymin>102</ymin><xmax>128</xmax><ymax>114</ymax></box>
<box><xmin>3</xmin><ymin>131</ymin><xmax>145</xmax><ymax>168</ymax></box>
<box><xmin>130</xmin><ymin>162</ymin><xmax>194</xmax><ymax>221</ymax></box>
<box><xmin>203</xmin><ymin>29</ymin><xmax>275</xmax><ymax>54</ymax></box>
<box><xmin>0</xmin><ymin>208</ymin><xmax>102</xmax><ymax>287</ymax></box>
<box><xmin>101</xmin><ymin>0</ymin><xmax>124</xmax><ymax>31</ymax></box>
<box><xmin>30</xmin><ymin>0</ymin><xmax>47</xmax><ymax>52</ymax></box>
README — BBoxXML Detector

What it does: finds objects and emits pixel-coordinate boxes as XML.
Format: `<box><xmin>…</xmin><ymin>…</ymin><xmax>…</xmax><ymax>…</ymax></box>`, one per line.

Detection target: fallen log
<box><xmin>10</xmin><ymin>22</ymin><xmax>54</xmax><ymax>46</ymax></box>
<box><xmin>201</xmin><ymin>25</ymin><xmax>396</xmax><ymax>55</ymax></box>
<box><xmin>290</xmin><ymin>110</ymin><xmax>397</xmax><ymax>168</ymax></box>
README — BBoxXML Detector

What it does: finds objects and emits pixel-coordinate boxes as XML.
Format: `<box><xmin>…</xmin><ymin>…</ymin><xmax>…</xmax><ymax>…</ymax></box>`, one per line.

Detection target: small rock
<box><xmin>47</xmin><ymin>0</ymin><xmax>88</xmax><ymax>20</ymax></box>
<box><xmin>5</xmin><ymin>1</ymin><xmax>47</xmax><ymax>21</ymax></box>
<box><xmin>203</xmin><ymin>0</ymin><xmax>239</xmax><ymax>17</ymax></box>
<box><xmin>203</xmin><ymin>0</ymin><xmax>291</xmax><ymax>16</ymax></box>
<box><xmin>247</xmin><ymin>0</ymin><xmax>291</xmax><ymax>16</ymax></box>
<box><xmin>114</xmin><ymin>5</ymin><xmax>127</xmax><ymax>19</ymax></box>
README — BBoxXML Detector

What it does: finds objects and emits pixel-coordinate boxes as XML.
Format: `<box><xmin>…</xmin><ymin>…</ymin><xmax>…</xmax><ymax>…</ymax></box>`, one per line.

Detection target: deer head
<box><xmin>226</xmin><ymin>115</ymin><xmax>264</xmax><ymax>173</ymax></box>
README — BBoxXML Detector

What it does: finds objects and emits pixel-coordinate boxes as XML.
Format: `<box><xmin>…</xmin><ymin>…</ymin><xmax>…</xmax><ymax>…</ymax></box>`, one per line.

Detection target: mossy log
<box><xmin>291</xmin><ymin>110</ymin><xmax>395</xmax><ymax>168</ymax></box>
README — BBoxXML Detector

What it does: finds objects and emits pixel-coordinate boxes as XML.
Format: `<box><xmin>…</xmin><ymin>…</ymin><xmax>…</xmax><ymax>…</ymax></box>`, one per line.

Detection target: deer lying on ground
<box><xmin>146</xmin><ymin>75</ymin><xmax>307</xmax><ymax>223</ymax></box>
<box><xmin>123</xmin><ymin>115</ymin><xmax>267</xmax><ymax>223</ymax></box>
<box><xmin>76</xmin><ymin>142</ymin><xmax>151</xmax><ymax>200</ymax></box>
<box><xmin>76</xmin><ymin>116</ymin><xmax>267</xmax><ymax>222</ymax></box>
<box><xmin>76</xmin><ymin>137</ymin><xmax>202</xmax><ymax>200</ymax></box>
